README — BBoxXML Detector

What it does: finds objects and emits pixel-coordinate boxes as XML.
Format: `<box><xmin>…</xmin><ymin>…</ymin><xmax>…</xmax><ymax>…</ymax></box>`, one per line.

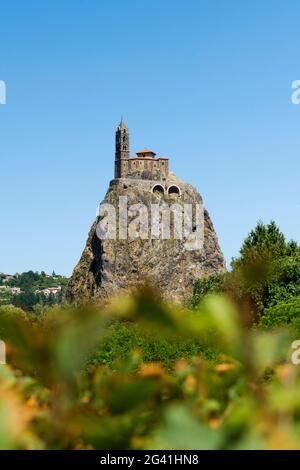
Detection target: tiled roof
<box><xmin>136</xmin><ymin>149</ymin><xmax>156</xmax><ymax>156</ymax></box>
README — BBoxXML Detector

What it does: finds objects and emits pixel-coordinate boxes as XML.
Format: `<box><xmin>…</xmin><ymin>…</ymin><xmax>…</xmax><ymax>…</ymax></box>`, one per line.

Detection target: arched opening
<box><xmin>152</xmin><ymin>184</ymin><xmax>165</xmax><ymax>195</ymax></box>
<box><xmin>168</xmin><ymin>185</ymin><xmax>180</xmax><ymax>196</ymax></box>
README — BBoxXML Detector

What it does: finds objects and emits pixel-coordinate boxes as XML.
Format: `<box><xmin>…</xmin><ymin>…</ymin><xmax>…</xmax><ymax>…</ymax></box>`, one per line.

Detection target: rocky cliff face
<box><xmin>66</xmin><ymin>174</ymin><xmax>225</xmax><ymax>304</ymax></box>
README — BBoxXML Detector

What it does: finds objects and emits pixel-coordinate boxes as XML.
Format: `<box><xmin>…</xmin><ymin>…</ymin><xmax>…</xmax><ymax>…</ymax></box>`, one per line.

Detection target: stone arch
<box><xmin>152</xmin><ymin>184</ymin><xmax>165</xmax><ymax>195</ymax></box>
<box><xmin>167</xmin><ymin>185</ymin><xmax>181</xmax><ymax>196</ymax></box>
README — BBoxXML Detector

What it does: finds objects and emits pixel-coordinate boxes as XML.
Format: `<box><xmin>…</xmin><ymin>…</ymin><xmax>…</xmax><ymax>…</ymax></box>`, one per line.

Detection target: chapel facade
<box><xmin>114</xmin><ymin>119</ymin><xmax>169</xmax><ymax>181</ymax></box>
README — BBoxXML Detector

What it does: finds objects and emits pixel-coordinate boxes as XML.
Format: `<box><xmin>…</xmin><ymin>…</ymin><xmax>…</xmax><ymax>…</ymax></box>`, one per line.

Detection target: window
<box><xmin>152</xmin><ymin>184</ymin><xmax>165</xmax><ymax>195</ymax></box>
<box><xmin>168</xmin><ymin>185</ymin><xmax>180</xmax><ymax>196</ymax></box>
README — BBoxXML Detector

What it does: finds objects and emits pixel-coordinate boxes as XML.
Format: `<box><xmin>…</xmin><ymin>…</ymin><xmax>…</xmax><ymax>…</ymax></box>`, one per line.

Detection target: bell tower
<box><xmin>115</xmin><ymin>118</ymin><xmax>129</xmax><ymax>178</ymax></box>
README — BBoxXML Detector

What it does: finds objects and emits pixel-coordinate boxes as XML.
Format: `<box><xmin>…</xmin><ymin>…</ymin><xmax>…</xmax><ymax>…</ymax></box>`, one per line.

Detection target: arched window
<box><xmin>168</xmin><ymin>185</ymin><xmax>180</xmax><ymax>196</ymax></box>
<box><xmin>152</xmin><ymin>184</ymin><xmax>165</xmax><ymax>195</ymax></box>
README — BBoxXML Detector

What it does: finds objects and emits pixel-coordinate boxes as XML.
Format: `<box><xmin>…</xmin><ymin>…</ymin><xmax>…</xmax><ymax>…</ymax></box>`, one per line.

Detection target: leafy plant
<box><xmin>0</xmin><ymin>287</ymin><xmax>298</xmax><ymax>450</ymax></box>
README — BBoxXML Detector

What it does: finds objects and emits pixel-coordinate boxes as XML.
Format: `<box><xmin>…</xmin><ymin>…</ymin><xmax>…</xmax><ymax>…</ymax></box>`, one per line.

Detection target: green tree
<box><xmin>232</xmin><ymin>220</ymin><xmax>298</xmax><ymax>270</ymax></box>
<box><xmin>191</xmin><ymin>221</ymin><xmax>300</xmax><ymax>323</ymax></box>
<box><xmin>260</xmin><ymin>296</ymin><xmax>300</xmax><ymax>333</ymax></box>
<box><xmin>229</xmin><ymin>222</ymin><xmax>300</xmax><ymax>316</ymax></box>
<box><xmin>13</xmin><ymin>292</ymin><xmax>37</xmax><ymax>311</ymax></box>
<box><xmin>191</xmin><ymin>273</ymin><xmax>224</xmax><ymax>308</ymax></box>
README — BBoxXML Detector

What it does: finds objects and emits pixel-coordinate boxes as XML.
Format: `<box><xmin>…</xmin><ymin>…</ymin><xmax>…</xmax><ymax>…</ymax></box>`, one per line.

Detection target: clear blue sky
<box><xmin>1</xmin><ymin>0</ymin><xmax>299</xmax><ymax>276</ymax></box>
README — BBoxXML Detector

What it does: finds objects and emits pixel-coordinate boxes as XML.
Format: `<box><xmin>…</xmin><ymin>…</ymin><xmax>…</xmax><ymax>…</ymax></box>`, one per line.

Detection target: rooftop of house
<box><xmin>136</xmin><ymin>149</ymin><xmax>156</xmax><ymax>157</ymax></box>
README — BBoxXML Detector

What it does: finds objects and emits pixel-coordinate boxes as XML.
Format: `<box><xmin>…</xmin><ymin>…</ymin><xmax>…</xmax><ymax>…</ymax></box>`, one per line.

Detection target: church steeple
<box><xmin>115</xmin><ymin>119</ymin><xmax>130</xmax><ymax>178</ymax></box>
<box><xmin>118</xmin><ymin>117</ymin><xmax>126</xmax><ymax>130</ymax></box>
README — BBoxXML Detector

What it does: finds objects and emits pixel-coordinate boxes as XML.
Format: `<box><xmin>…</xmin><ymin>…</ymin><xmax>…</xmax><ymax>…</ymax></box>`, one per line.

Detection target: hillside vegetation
<box><xmin>0</xmin><ymin>222</ymin><xmax>300</xmax><ymax>449</ymax></box>
<box><xmin>0</xmin><ymin>271</ymin><xmax>68</xmax><ymax>311</ymax></box>
<box><xmin>192</xmin><ymin>221</ymin><xmax>300</xmax><ymax>328</ymax></box>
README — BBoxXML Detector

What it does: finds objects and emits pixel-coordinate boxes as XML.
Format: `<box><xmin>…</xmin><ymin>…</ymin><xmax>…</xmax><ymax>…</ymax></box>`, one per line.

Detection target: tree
<box><xmin>191</xmin><ymin>221</ymin><xmax>300</xmax><ymax>322</ymax></box>
<box><xmin>231</xmin><ymin>221</ymin><xmax>300</xmax><ymax>316</ymax></box>
<box><xmin>13</xmin><ymin>292</ymin><xmax>37</xmax><ymax>311</ymax></box>
<box><xmin>191</xmin><ymin>273</ymin><xmax>224</xmax><ymax>308</ymax></box>
<box><xmin>232</xmin><ymin>221</ymin><xmax>298</xmax><ymax>269</ymax></box>
<box><xmin>260</xmin><ymin>296</ymin><xmax>300</xmax><ymax>333</ymax></box>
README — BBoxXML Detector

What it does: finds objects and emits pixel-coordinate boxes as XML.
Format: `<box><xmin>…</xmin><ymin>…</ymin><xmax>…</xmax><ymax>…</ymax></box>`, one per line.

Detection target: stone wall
<box><xmin>115</xmin><ymin>157</ymin><xmax>169</xmax><ymax>181</ymax></box>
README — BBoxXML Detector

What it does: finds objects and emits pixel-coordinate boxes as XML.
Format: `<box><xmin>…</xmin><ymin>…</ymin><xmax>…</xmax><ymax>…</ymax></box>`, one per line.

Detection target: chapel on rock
<box><xmin>114</xmin><ymin>119</ymin><xmax>169</xmax><ymax>182</ymax></box>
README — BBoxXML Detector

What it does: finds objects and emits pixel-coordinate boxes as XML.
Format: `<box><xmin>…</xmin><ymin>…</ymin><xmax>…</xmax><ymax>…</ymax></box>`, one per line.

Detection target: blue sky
<box><xmin>0</xmin><ymin>0</ymin><xmax>300</xmax><ymax>276</ymax></box>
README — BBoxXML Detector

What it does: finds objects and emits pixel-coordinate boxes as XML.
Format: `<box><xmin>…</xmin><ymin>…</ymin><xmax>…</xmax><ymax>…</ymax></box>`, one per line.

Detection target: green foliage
<box><xmin>0</xmin><ymin>221</ymin><xmax>300</xmax><ymax>449</ymax></box>
<box><xmin>90</xmin><ymin>320</ymin><xmax>218</xmax><ymax>369</ymax></box>
<box><xmin>232</xmin><ymin>220</ymin><xmax>297</xmax><ymax>268</ymax></box>
<box><xmin>191</xmin><ymin>273</ymin><xmax>224</xmax><ymax>309</ymax></box>
<box><xmin>10</xmin><ymin>270</ymin><xmax>68</xmax><ymax>292</ymax></box>
<box><xmin>0</xmin><ymin>289</ymin><xmax>298</xmax><ymax>450</ymax></box>
<box><xmin>12</xmin><ymin>292</ymin><xmax>38</xmax><ymax>311</ymax></box>
<box><xmin>230</xmin><ymin>221</ymin><xmax>300</xmax><ymax>310</ymax></box>
<box><xmin>0</xmin><ymin>289</ymin><xmax>14</xmax><ymax>306</ymax></box>
<box><xmin>0</xmin><ymin>271</ymin><xmax>68</xmax><ymax>311</ymax></box>
<box><xmin>191</xmin><ymin>222</ymin><xmax>300</xmax><ymax>326</ymax></box>
<box><xmin>260</xmin><ymin>297</ymin><xmax>300</xmax><ymax>332</ymax></box>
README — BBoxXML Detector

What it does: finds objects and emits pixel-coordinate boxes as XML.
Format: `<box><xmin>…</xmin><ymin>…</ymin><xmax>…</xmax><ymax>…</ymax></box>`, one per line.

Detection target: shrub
<box><xmin>90</xmin><ymin>320</ymin><xmax>218</xmax><ymax>369</ymax></box>
<box><xmin>190</xmin><ymin>273</ymin><xmax>224</xmax><ymax>309</ymax></box>
<box><xmin>260</xmin><ymin>296</ymin><xmax>300</xmax><ymax>332</ymax></box>
<box><xmin>0</xmin><ymin>288</ymin><xmax>297</xmax><ymax>450</ymax></box>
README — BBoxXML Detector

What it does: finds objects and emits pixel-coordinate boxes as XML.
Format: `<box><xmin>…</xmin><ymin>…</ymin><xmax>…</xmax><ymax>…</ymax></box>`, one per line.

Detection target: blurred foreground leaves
<box><xmin>0</xmin><ymin>288</ymin><xmax>299</xmax><ymax>450</ymax></box>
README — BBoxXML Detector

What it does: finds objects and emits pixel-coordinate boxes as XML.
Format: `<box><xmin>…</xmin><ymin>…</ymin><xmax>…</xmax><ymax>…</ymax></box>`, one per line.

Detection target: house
<box><xmin>0</xmin><ymin>286</ymin><xmax>22</xmax><ymax>295</ymax></box>
<box><xmin>35</xmin><ymin>286</ymin><xmax>62</xmax><ymax>297</ymax></box>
